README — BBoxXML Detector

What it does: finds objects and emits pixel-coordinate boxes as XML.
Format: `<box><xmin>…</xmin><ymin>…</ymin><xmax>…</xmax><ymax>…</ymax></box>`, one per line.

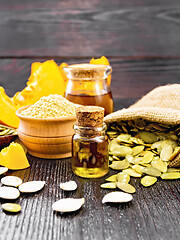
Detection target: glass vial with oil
<box><xmin>64</xmin><ymin>64</ymin><xmax>114</xmax><ymax>116</ymax></box>
<box><xmin>72</xmin><ymin>106</ymin><xmax>109</xmax><ymax>178</ymax></box>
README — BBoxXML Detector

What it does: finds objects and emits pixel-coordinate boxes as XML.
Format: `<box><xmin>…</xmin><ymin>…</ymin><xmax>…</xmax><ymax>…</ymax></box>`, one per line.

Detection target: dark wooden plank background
<box><xmin>0</xmin><ymin>1</ymin><xmax>180</xmax><ymax>240</ymax></box>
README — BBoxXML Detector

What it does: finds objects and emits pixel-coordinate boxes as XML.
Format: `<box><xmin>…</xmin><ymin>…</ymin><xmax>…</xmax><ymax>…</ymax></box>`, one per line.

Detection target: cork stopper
<box><xmin>75</xmin><ymin>106</ymin><xmax>105</xmax><ymax>127</ymax></box>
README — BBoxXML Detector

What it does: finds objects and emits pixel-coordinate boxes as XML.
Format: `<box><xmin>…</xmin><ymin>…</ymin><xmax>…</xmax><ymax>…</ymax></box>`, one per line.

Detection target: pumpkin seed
<box><xmin>60</xmin><ymin>181</ymin><xmax>77</xmax><ymax>191</ymax></box>
<box><xmin>132</xmin><ymin>146</ymin><xmax>144</xmax><ymax>156</ymax></box>
<box><xmin>1</xmin><ymin>176</ymin><xmax>22</xmax><ymax>187</ymax></box>
<box><xmin>102</xmin><ymin>191</ymin><xmax>133</xmax><ymax>204</ymax></box>
<box><xmin>2</xmin><ymin>203</ymin><xmax>21</xmax><ymax>213</ymax></box>
<box><xmin>142</xmin><ymin>167</ymin><xmax>161</xmax><ymax>177</ymax></box>
<box><xmin>141</xmin><ymin>176</ymin><xmax>157</xmax><ymax>187</ymax></box>
<box><xmin>141</xmin><ymin>151</ymin><xmax>154</xmax><ymax>164</ymax></box>
<box><xmin>109</xmin><ymin>160</ymin><xmax>129</xmax><ymax>170</ymax></box>
<box><xmin>151</xmin><ymin>159</ymin><xmax>167</xmax><ymax>173</ymax></box>
<box><xmin>105</xmin><ymin>174</ymin><xmax>117</xmax><ymax>182</ymax></box>
<box><xmin>139</xmin><ymin>131</ymin><xmax>158</xmax><ymax>143</ymax></box>
<box><xmin>130</xmin><ymin>137</ymin><xmax>144</xmax><ymax>145</ymax></box>
<box><xmin>117</xmin><ymin>134</ymin><xmax>131</xmax><ymax>143</ymax></box>
<box><xmin>100</xmin><ymin>182</ymin><xmax>116</xmax><ymax>189</ymax></box>
<box><xmin>169</xmin><ymin>147</ymin><xmax>180</xmax><ymax>160</ymax></box>
<box><xmin>0</xmin><ymin>167</ymin><xmax>8</xmax><ymax>175</ymax></box>
<box><xmin>126</xmin><ymin>154</ymin><xmax>134</xmax><ymax>163</ymax></box>
<box><xmin>19</xmin><ymin>181</ymin><xmax>45</xmax><ymax>193</ymax></box>
<box><xmin>116</xmin><ymin>172</ymin><xmax>130</xmax><ymax>183</ymax></box>
<box><xmin>112</xmin><ymin>155</ymin><xmax>120</xmax><ymax>161</ymax></box>
<box><xmin>160</xmin><ymin>143</ymin><xmax>173</xmax><ymax>161</ymax></box>
<box><xmin>167</xmin><ymin>168</ymin><xmax>180</xmax><ymax>173</ymax></box>
<box><xmin>109</xmin><ymin>156</ymin><xmax>113</xmax><ymax>161</ymax></box>
<box><xmin>111</xmin><ymin>146</ymin><xmax>133</xmax><ymax>157</ymax></box>
<box><xmin>52</xmin><ymin>198</ymin><xmax>85</xmax><ymax>213</ymax></box>
<box><xmin>123</xmin><ymin>168</ymin><xmax>142</xmax><ymax>177</ymax></box>
<box><xmin>0</xmin><ymin>186</ymin><xmax>20</xmax><ymax>199</ymax></box>
<box><xmin>132</xmin><ymin>165</ymin><xmax>145</xmax><ymax>174</ymax></box>
<box><xmin>161</xmin><ymin>172</ymin><xmax>180</xmax><ymax>180</ymax></box>
<box><xmin>116</xmin><ymin>182</ymin><xmax>136</xmax><ymax>193</ymax></box>
<box><xmin>131</xmin><ymin>157</ymin><xmax>143</xmax><ymax>165</ymax></box>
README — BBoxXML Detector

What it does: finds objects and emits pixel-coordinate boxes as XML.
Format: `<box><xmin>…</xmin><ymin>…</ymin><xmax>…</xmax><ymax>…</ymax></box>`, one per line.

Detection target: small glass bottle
<box><xmin>64</xmin><ymin>64</ymin><xmax>113</xmax><ymax>116</ymax></box>
<box><xmin>72</xmin><ymin>106</ymin><xmax>109</xmax><ymax>178</ymax></box>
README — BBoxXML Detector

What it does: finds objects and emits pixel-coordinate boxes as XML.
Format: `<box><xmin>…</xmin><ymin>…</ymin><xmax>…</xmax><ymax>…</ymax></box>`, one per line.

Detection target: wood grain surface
<box><xmin>0</xmin><ymin>1</ymin><xmax>180</xmax><ymax>57</ymax></box>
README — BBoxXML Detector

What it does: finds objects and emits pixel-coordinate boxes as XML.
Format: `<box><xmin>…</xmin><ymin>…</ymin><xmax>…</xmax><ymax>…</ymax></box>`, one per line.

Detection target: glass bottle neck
<box><xmin>74</xmin><ymin>123</ymin><xmax>107</xmax><ymax>137</ymax></box>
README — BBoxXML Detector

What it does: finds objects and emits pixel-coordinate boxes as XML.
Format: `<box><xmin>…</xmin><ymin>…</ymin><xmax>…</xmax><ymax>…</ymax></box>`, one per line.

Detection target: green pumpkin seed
<box><xmin>2</xmin><ymin>203</ymin><xmax>21</xmax><ymax>213</ymax></box>
<box><xmin>132</xmin><ymin>165</ymin><xmax>145</xmax><ymax>174</ymax></box>
<box><xmin>142</xmin><ymin>167</ymin><xmax>161</xmax><ymax>177</ymax></box>
<box><xmin>101</xmin><ymin>183</ymin><xmax>117</xmax><ymax>189</ymax></box>
<box><xmin>105</xmin><ymin>174</ymin><xmax>117</xmax><ymax>182</ymax></box>
<box><xmin>132</xmin><ymin>146</ymin><xmax>145</xmax><ymax>156</ymax></box>
<box><xmin>123</xmin><ymin>168</ymin><xmax>142</xmax><ymax>177</ymax></box>
<box><xmin>151</xmin><ymin>159</ymin><xmax>167</xmax><ymax>173</ymax></box>
<box><xmin>161</xmin><ymin>172</ymin><xmax>180</xmax><ymax>180</ymax></box>
<box><xmin>111</xmin><ymin>146</ymin><xmax>133</xmax><ymax>157</ymax></box>
<box><xmin>139</xmin><ymin>131</ymin><xmax>158</xmax><ymax>143</ymax></box>
<box><xmin>117</xmin><ymin>134</ymin><xmax>131</xmax><ymax>143</ymax></box>
<box><xmin>141</xmin><ymin>151</ymin><xmax>154</xmax><ymax>164</ymax></box>
<box><xmin>116</xmin><ymin>172</ymin><xmax>130</xmax><ymax>183</ymax></box>
<box><xmin>116</xmin><ymin>182</ymin><xmax>136</xmax><ymax>193</ymax></box>
<box><xmin>109</xmin><ymin>160</ymin><xmax>129</xmax><ymax>170</ymax></box>
<box><xmin>141</xmin><ymin>176</ymin><xmax>157</xmax><ymax>187</ymax></box>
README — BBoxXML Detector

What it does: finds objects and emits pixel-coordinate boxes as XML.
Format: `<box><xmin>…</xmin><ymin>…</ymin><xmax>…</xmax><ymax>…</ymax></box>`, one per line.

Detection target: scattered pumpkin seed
<box><xmin>0</xmin><ymin>186</ymin><xmax>20</xmax><ymax>199</ymax></box>
<box><xmin>1</xmin><ymin>176</ymin><xmax>22</xmax><ymax>187</ymax></box>
<box><xmin>60</xmin><ymin>181</ymin><xmax>77</xmax><ymax>191</ymax></box>
<box><xmin>122</xmin><ymin>168</ymin><xmax>142</xmax><ymax>177</ymax></box>
<box><xmin>151</xmin><ymin>159</ymin><xmax>167</xmax><ymax>173</ymax></box>
<box><xmin>116</xmin><ymin>172</ymin><xmax>130</xmax><ymax>183</ymax></box>
<box><xmin>100</xmin><ymin>183</ymin><xmax>116</xmax><ymax>189</ymax></box>
<box><xmin>116</xmin><ymin>182</ymin><xmax>136</xmax><ymax>193</ymax></box>
<box><xmin>52</xmin><ymin>198</ymin><xmax>85</xmax><ymax>213</ymax></box>
<box><xmin>132</xmin><ymin>146</ymin><xmax>144</xmax><ymax>156</ymax></box>
<box><xmin>169</xmin><ymin>147</ymin><xmax>180</xmax><ymax>160</ymax></box>
<box><xmin>160</xmin><ymin>143</ymin><xmax>173</xmax><ymax>161</ymax></box>
<box><xmin>141</xmin><ymin>176</ymin><xmax>157</xmax><ymax>187</ymax></box>
<box><xmin>111</xmin><ymin>146</ymin><xmax>133</xmax><ymax>157</ymax></box>
<box><xmin>2</xmin><ymin>203</ymin><xmax>21</xmax><ymax>213</ymax></box>
<box><xmin>141</xmin><ymin>151</ymin><xmax>154</xmax><ymax>164</ymax></box>
<box><xmin>105</xmin><ymin>174</ymin><xmax>117</xmax><ymax>182</ymax></box>
<box><xmin>132</xmin><ymin>165</ymin><xmax>144</xmax><ymax>174</ymax></box>
<box><xmin>142</xmin><ymin>167</ymin><xmax>161</xmax><ymax>177</ymax></box>
<box><xmin>0</xmin><ymin>167</ymin><xmax>8</xmax><ymax>175</ymax></box>
<box><xmin>109</xmin><ymin>160</ymin><xmax>129</xmax><ymax>170</ymax></box>
<box><xmin>161</xmin><ymin>172</ymin><xmax>180</xmax><ymax>180</ymax></box>
<box><xmin>102</xmin><ymin>191</ymin><xmax>133</xmax><ymax>204</ymax></box>
<box><xmin>19</xmin><ymin>181</ymin><xmax>45</xmax><ymax>193</ymax></box>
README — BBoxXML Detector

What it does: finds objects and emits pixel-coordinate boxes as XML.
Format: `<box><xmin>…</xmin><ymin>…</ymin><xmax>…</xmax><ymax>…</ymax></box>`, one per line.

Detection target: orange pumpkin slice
<box><xmin>0</xmin><ymin>142</ymin><xmax>30</xmax><ymax>170</ymax></box>
<box><xmin>90</xmin><ymin>56</ymin><xmax>111</xmax><ymax>86</ymax></box>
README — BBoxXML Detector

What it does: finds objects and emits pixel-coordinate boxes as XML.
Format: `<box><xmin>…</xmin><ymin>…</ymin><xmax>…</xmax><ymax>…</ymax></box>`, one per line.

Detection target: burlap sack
<box><xmin>105</xmin><ymin>84</ymin><xmax>180</xmax><ymax>125</ymax></box>
<box><xmin>104</xmin><ymin>84</ymin><xmax>180</xmax><ymax>167</ymax></box>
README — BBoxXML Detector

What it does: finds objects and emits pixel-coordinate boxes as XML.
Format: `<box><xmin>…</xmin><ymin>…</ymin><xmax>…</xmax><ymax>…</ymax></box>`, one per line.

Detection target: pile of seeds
<box><xmin>0</xmin><ymin>124</ymin><xmax>17</xmax><ymax>137</ymax></box>
<box><xmin>103</xmin><ymin>119</ymin><xmax>180</xmax><ymax>192</ymax></box>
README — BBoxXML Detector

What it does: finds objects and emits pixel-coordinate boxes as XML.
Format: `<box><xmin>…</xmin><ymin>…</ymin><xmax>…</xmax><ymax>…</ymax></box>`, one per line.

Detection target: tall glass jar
<box><xmin>72</xmin><ymin>106</ymin><xmax>109</xmax><ymax>178</ymax></box>
<box><xmin>64</xmin><ymin>64</ymin><xmax>113</xmax><ymax>116</ymax></box>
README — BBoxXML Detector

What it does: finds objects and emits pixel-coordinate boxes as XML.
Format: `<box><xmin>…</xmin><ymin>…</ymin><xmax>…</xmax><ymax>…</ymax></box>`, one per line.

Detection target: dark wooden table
<box><xmin>0</xmin><ymin>1</ymin><xmax>180</xmax><ymax>240</ymax></box>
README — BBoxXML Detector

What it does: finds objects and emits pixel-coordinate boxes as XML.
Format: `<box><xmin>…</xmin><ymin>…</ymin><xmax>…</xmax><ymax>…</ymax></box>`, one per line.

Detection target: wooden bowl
<box><xmin>16</xmin><ymin>105</ymin><xmax>76</xmax><ymax>159</ymax></box>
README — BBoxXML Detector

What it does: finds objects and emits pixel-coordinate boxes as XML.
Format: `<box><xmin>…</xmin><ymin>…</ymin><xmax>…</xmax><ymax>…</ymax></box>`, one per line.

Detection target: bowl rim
<box><xmin>16</xmin><ymin>105</ymin><xmax>76</xmax><ymax>122</ymax></box>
